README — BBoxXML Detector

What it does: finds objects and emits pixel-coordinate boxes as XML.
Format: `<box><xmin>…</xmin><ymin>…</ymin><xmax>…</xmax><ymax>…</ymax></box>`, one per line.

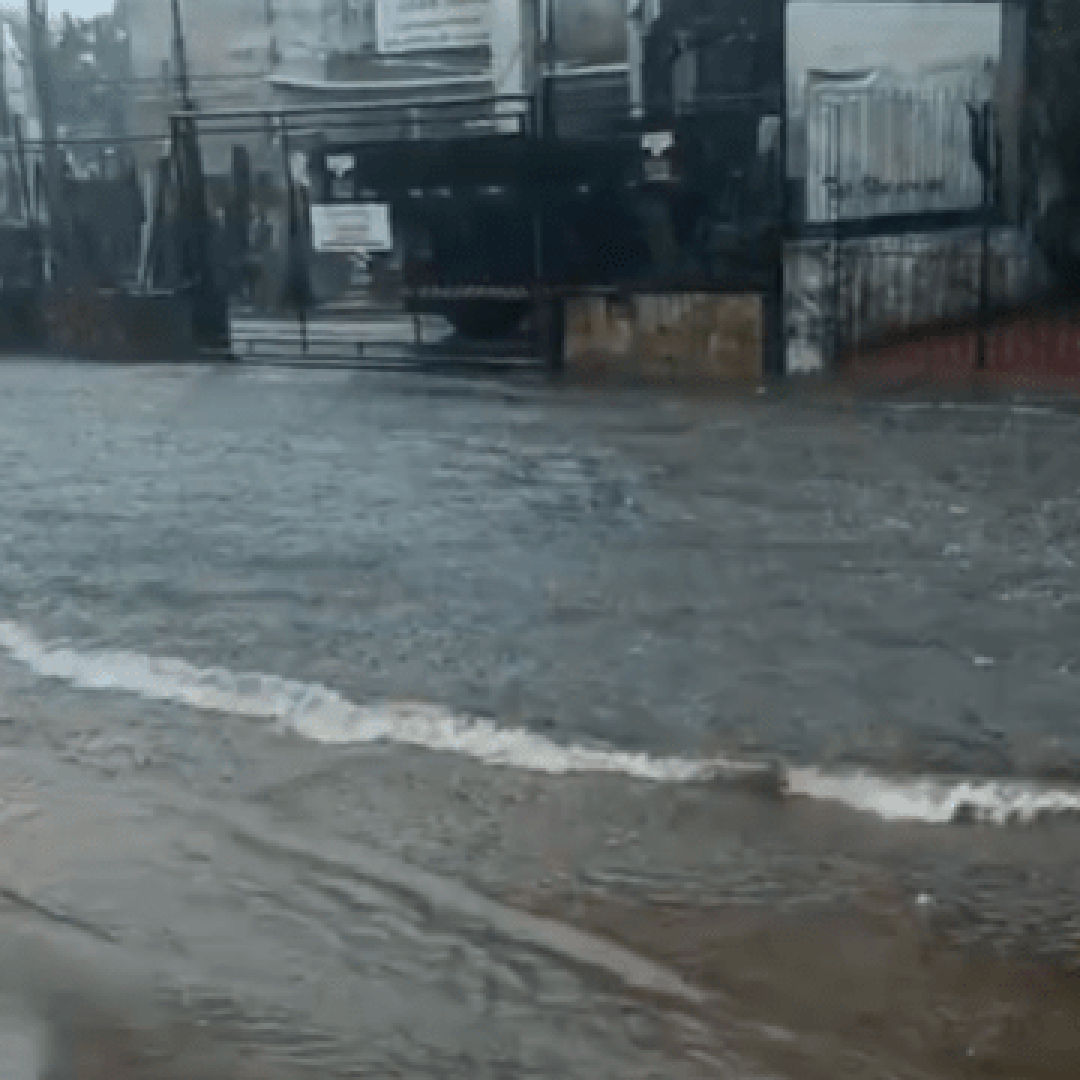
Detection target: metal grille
<box><xmin>544</xmin><ymin>68</ymin><xmax>631</xmax><ymax>140</ymax></box>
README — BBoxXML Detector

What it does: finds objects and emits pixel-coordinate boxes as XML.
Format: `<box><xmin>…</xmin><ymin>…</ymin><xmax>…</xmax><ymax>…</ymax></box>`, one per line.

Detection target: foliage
<box><xmin>51</xmin><ymin>12</ymin><xmax>129</xmax><ymax>143</ymax></box>
<box><xmin>1030</xmin><ymin>0</ymin><xmax>1080</xmax><ymax>283</ymax></box>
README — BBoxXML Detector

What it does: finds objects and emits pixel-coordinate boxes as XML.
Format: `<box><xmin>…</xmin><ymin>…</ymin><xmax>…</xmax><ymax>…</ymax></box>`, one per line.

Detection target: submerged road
<box><xmin>0</xmin><ymin>361</ymin><xmax>1079</xmax><ymax>1078</ymax></box>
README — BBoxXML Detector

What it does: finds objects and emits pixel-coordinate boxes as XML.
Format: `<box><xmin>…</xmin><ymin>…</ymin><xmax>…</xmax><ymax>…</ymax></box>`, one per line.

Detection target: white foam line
<box><xmin>788</xmin><ymin>767</ymin><xmax>1080</xmax><ymax>825</ymax></box>
<box><xmin>879</xmin><ymin>401</ymin><xmax>1062</xmax><ymax>418</ymax></box>
<box><xmin>0</xmin><ymin>621</ymin><xmax>760</xmax><ymax>784</ymax></box>
<box><xmin>6</xmin><ymin>621</ymin><xmax>1080</xmax><ymax>826</ymax></box>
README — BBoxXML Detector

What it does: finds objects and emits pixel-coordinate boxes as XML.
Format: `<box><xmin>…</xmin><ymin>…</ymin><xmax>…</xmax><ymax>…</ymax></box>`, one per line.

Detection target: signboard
<box><xmin>325</xmin><ymin>154</ymin><xmax>356</xmax><ymax>177</ymax></box>
<box><xmin>325</xmin><ymin>154</ymin><xmax>356</xmax><ymax>200</ymax></box>
<box><xmin>311</xmin><ymin>204</ymin><xmax>393</xmax><ymax>253</ymax></box>
<box><xmin>642</xmin><ymin>159</ymin><xmax>673</xmax><ymax>184</ymax></box>
<box><xmin>641</xmin><ymin>131</ymin><xmax>674</xmax><ymax>158</ymax></box>
<box><xmin>549</xmin><ymin>0</ymin><xmax>626</xmax><ymax>67</ymax></box>
<box><xmin>640</xmin><ymin>131</ymin><xmax>675</xmax><ymax>185</ymax></box>
<box><xmin>377</xmin><ymin>0</ymin><xmax>489</xmax><ymax>54</ymax></box>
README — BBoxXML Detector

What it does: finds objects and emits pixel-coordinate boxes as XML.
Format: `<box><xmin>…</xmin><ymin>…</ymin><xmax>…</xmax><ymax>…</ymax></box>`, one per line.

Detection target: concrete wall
<box><xmin>564</xmin><ymin>292</ymin><xmax>763</xmax><ymax>384</ymax></box>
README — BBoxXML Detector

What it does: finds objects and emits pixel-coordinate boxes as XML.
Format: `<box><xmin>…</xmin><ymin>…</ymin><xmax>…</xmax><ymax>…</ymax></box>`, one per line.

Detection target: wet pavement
<box><xmin>0</xmin><ymin>361</ymin><xmax>1079</xmax><ymax>1077</ymax></box>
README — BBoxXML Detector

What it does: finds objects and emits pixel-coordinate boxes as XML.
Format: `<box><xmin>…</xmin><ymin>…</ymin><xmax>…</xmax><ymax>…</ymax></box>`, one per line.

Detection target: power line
<box><xmin>0</xmin><ymin>131</ymin><xmax>168</xmax><ymax>145</ymax></box>
<box><xmin>54</xmin><ymin>71</ymin><xmax>269</xmax><ymax>86</ymax></box>
<box><xmin>26</xmin><ymin>132</ymin><xmax>169</xmax><ymax>145</ymax></box>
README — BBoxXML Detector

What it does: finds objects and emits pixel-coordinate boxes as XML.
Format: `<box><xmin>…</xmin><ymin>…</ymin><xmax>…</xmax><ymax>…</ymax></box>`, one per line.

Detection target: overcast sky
<box><xmin>788</xmin><ymin>2</ymin><xmax>1002</xmax><ymax>86</ymax></box>
<box><xmin>46</xmin><ymin>0</ymin><xmax>114</xmax><ymax>19</ymax></box>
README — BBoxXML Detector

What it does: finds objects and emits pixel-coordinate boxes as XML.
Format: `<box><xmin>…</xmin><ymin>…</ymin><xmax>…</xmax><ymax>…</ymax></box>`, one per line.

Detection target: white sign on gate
<box><xmin>377</xmin><ymin>0</ymin><xmax>490</xmax><ymax>54</ymax></box>
<box><xmin>311</xmin><ymin>204</ymin><xmax>394</xmax><ymax>253</ymax></box>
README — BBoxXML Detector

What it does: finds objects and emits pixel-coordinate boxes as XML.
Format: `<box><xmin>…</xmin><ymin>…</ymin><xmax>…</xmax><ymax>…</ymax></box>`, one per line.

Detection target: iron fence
<box><xmin>784</xmin><ymin>230</ymin><xmax>1042</xmax><ymax>374</ymax></box>
<box><xmin>835</xmin><ymin>231</ymin><xmax>1039</xmax><ymax>361</ymax></box>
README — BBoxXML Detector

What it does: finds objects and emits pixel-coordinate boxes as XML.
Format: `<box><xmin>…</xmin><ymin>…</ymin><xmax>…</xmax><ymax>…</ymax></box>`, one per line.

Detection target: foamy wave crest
<box><xmin>6</xmin><ymin>621</ymin><xmax>1080</xmax><ymax>822</ymax></box>
<box><xmin>788</xmin><ymin>767</ymin><xmax>1080</xmax><ymax>825</ymax></box>
<box><xmin>0</xmin><ymin>621</ymin><xmax>761</xmax><ymax>784</ymax></box>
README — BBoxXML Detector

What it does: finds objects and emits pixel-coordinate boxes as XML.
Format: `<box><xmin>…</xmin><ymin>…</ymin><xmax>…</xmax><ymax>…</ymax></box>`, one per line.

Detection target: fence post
<box><xmin>978</xmin><ymin>195</ymin><xmax>989</xmax><ymax>371</ymax></box>
<box><xmin>968</xmin><ymin>99</ymin><xmax>999</xmax><ymax>372</ymax></box>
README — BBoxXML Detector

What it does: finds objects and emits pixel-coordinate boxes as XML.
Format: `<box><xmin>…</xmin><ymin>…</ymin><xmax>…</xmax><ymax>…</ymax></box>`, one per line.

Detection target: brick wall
<box><xmin>843</xmin><ymin>304</ymin><xmax>1080</xmax><ymax>392</ymax></box>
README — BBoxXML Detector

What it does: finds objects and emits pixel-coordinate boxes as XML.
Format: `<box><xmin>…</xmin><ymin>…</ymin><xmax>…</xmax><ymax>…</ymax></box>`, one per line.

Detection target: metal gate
<box><xmin>168</xmin><ymin>90</ymin><xmax>784</xmax><ymax>378</ymax></box>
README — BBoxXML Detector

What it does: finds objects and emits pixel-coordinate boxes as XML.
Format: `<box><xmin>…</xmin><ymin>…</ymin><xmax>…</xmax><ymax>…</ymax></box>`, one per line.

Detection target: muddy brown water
<box><xmin>0</xmin><ymin>363</ymin><xmax>1079</xmax><ymax>1077</ymax></box>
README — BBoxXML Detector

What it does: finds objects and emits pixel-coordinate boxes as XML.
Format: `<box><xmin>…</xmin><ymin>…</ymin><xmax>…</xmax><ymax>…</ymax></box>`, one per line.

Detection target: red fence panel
<box><xmin>844</xmin><ymin>308</ymin><xmax>1080</xmax><ymax>392</ymax></box>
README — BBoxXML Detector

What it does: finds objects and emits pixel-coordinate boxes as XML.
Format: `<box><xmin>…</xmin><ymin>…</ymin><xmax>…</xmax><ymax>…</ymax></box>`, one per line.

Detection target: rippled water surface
<box><xmin>1</xmin><ymin>362</ymin><xmax>1080</xmax><ymax>1078</ymax></box>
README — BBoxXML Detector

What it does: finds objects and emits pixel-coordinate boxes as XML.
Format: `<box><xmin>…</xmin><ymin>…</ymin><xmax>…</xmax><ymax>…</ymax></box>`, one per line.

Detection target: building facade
<box><xmin>782</xmin><ymin>1</ymin><xmax>1033</xmax><ymax>376</ymax></box>
<box><xmin>0</xmin><ymin>13</ymin><xmax>38</xmax><ymax>140</ymax></box>
<box><xmin>121</xmin><ymin>0</ymin><xmax>636</xmax><ymax>144</ymax></box>
<box><xmin>0</xmin><ymin>13</ymin><xmax>38</xmax><ymax>225</ymax></box>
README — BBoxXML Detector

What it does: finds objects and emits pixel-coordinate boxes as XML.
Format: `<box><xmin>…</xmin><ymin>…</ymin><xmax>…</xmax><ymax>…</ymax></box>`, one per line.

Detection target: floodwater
<box><xmin>1</xmin><ymin>362</ymin><xmax>1080</xmax><ymax>1078</ymax></box>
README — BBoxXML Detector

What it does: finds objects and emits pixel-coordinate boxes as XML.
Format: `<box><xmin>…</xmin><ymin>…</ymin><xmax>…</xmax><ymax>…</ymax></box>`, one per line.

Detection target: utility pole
<box><xmin>534</xmin><ymin>0</ymin><xmax>555</xmax><ymax>138</ymax></box>
<box><xmin>27</xmin><ymin>0</ymin><xmax>64</xmax><ymax>282</ymax></box>
<box><xmin>0</xmin><ymin>18</ymin><xmax>10</xmax><ymax>141</ymax></box>
<box><xmin>280</xmin><ymin>119</ymin><xmax>308</xmax><ymax>354</ymax></box>
<box><xmin>170</xmin><ymin>0</ymin><xmax>192</xmax><ymax>110</ymax></box>
<box><xmin>968</xmin><ymin>100</ymin><xmax>999</xmax><ymax>372</ymax></box>
<box><xmin>169</xmin><ymin>0</ymin><xmax>225</xmax><ymax>352</ymax></box>
<box><xmin>626</xmin><ymin>1</ymin><xmax>645</xmax><ymax>122</ymax></box>
<box><xmin>0</xmin><ymin>17</ymin><xmax>12</xmax><ymax>219</ymax></box>
<box><xmin>776</xmin><ymin>0</ymin><xmax>789</xmax><ymax>382</ymax></box>
<box><xmin>27</xmin><ymin>0</ymin><xmax>56</xmax><ymax>148</ymax></box>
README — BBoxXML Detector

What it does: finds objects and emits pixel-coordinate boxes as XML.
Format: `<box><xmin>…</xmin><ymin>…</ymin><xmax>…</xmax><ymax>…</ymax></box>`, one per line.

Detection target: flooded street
<box><xmin>2</xmin><ymin>362</ymin><xmax>1080</xmax><ymax>1078</ymax></box>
